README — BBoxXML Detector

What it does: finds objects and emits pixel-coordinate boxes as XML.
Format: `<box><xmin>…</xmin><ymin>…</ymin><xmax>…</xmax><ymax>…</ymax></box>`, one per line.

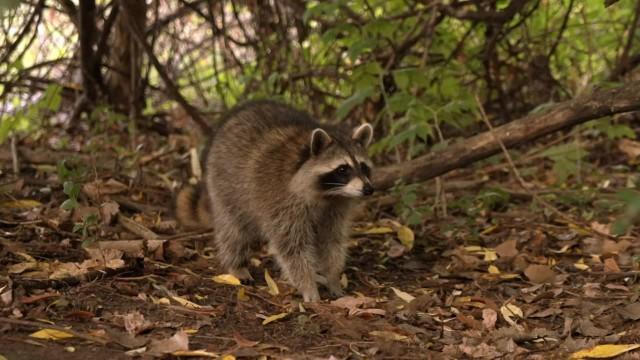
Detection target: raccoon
<box><xmin>175</xmin><ymin>100</ymin><xmax>374</xmax><ymax>301</ymax></box>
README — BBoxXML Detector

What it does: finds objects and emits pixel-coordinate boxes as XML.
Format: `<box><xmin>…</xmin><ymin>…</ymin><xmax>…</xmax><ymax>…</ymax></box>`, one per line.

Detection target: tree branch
<box><xmin>373</xmin><ymin>81</ymin><xmax>640</xmax><ymax>189</ymax></box>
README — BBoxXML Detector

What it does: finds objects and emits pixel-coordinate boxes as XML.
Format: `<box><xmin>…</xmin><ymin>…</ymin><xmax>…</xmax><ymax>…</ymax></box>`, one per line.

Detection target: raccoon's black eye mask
<box><xmin>319</xmin><ymin>164</ymin><xmax>353</xmax><ymax>189</ymax></box>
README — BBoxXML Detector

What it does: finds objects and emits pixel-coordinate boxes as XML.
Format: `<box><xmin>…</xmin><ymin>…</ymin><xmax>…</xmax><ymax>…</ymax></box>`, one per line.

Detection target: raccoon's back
<box><xmin>205</xmin><ymin>101</ymin><xmax>314</xmax><ymax>208</ymax></box>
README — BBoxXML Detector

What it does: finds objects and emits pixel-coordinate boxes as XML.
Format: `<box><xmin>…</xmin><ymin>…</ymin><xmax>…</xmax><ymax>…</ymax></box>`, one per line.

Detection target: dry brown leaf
<box><xmin>146</xmin><ymin>331</ymin><xmax>189</xmax><ymax>356</ymax></box>
<box><xmin>123</xmin><ymin>311</ymin><xmax>152</xmax><ymax>335</ymax></box>
<box><xmin>482</xmin><ymin>308</ymin><xmax>497</xmax><ymax>330</ymax></box>
<box><xmin>495</xmin><ymin>239</ymin><xmax>518</xmax><ymax>258</ymax></box>
<box><xmin>99</xmin><ymin>201</ymin><xmax>120</xmax><ymax>225</ymax></box>
<box><xmin>264</xmin><ymin>269</ymin><xmax>279</xmax><ymax>296</ymax></box>
<box><xmin>603</xmin><ymin>258</ymin><xmax>621</xmax><ymax>273</ymax></box>
<box><xmin>618</xmin><ymin>139</ymin><xmax>640</xmax><ymax>159</ymax></box>
<box><xmin>618</xmin><ymin>303</ymin><xmax>640</xmax><ymax>320</ymax></box>
<box><xmin>524</xmin><ymin>264</ymin><xmax>556</xmax><ymax>284</ymax></box>
<box><xmin>82</xmin><ymin>179</ymin><xmax>128</xmax><ymax>200</ymax></box>
<box><xmin>369</xmin><ymin>330</ymin><xmax>408</xmax><ymax>342</ymax></box>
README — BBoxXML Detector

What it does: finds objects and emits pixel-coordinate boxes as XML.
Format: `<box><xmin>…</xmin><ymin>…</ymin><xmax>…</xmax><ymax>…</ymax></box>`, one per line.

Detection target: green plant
<box><xmin>73</xmin><ymin>213</ymin><xmax>99</xmax><ymax>247</ymax></box>
<box><xmin>56</xmin><ymin>159</ymin><xmax>85</xmax><ymax>211</ymax></box>
<box><xmin>612</xmin><ymin>189</ymin><xmax>640</xmax><ymax>235</ymax></box>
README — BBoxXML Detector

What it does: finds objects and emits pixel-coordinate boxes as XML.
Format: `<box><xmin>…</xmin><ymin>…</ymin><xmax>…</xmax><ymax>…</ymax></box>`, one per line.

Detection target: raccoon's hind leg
<box><xmin>211</xmin><ymin>201</ymin><xmax>256</xmax><ymax>282</ymax></box>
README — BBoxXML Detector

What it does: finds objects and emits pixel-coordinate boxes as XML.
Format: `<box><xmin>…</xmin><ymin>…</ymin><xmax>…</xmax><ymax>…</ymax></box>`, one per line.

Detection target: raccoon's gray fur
<box><xmin>175</xmin><ymin>100</ymin><xmax>374</xmax><ymax>301</ymax></box>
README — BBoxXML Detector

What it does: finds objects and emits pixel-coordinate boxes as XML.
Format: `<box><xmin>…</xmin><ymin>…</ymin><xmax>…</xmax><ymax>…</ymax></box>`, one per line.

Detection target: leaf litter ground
<box><xmin>1</xmin><ymin>126</ymin><xmax>640</xmax><ymax>359</ymax></box>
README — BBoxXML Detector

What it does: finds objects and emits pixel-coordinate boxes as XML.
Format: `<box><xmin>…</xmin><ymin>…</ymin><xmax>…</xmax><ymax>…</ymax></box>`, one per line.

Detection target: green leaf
<box><xmin>335</xmin><ymin>87</ymin><xmax>373</xmax><ymax>119</ymax></box>
<box><xmin>61</xmin><ymin>198</ymin><xmax>78</xmax><ymax>211</ymax></box>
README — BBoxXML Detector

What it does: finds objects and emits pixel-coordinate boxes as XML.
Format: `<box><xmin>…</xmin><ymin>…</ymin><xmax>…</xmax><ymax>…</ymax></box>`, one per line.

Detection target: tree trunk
<box><xmin>105</xmin><ymin>0</ymin><xmax>147</xmax><ymax>116</ymax></box>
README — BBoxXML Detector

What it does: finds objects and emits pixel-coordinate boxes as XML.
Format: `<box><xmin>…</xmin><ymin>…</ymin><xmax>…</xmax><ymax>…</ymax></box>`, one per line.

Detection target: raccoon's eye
<box><xmin>360</xmin><ymin>162</ymin><xmax>371</xmax><ymax>177</ymax></box>
<box><xmin>337</xmin><ymin>165</ymin><xmax>350</xmax><ymax>174</ymax></box>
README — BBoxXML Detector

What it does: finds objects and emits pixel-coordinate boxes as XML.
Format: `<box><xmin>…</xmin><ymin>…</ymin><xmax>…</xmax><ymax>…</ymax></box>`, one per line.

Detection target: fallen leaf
<box><xmin>495</xmin><ymin>239</ymin><xmax>518</xmax><ymax>258</ymax></box>
<box><xmin>123</xmin><ymin>311</ymin><xmax>151</xmax><ymax>335</ymax></box>
<box><xmin>233</xmin><ymin>333</ymin><xmax>260</xmax><ymax>348</ymax></box>
<box><xmin>172</xmin><ymin>350</ymin><xmax>219</xmax><ymax>357</ymax></box>
<box><xmin>391</xmin><ymin>287</ymin><xmax>415</xmax><ymax>303</ymax></box>
<box><xmin>99</xmin><ymin>201</ymin><xmax>120</xmax><ymax>225</ymax></box>
<box><xmin>576</xmin><ymin>318</ymin><xmax>609</xmax><ymax>337</ymax></box>
<box><xmin>574</xmin><ymin>258</ymin><xmax>590</xmax><ymax>271</ymax></box>
<box><xmin>603</xmin><ymin>258</ymin><xmax>621</xmax><ymax>273</ymax></box>
<box><xmin>524</xmin><ymin>264</ymin><xmax>556</xmax><ymax>284</ymax></box>
<box><xmin>171</xmin><ymin>295</ymin><xmax>202</xmax><ymax>309</ymax></box>
<box><xmin>570</xmin><ymin>343</ymin><xmax>640</xmax><ymax>359</ymax></box>
<box><xmin>387</xmin><ymin>241</ymin><xmax>406</xmax><ymax>258</ymax></box>
<box><xmin>261</xmin><ymin>312</ymin><xmax>288</xmax><ymax>325</ymax></box>
<box><xmin>212</xmin><ymin>274</ymin><xmax>242</xmax><ymax>286</ymax></box>
<box><xmin>397</xmin><ymin>226</ymin><xmax>414</xmax><ymax>250</ymax></box>
<box><xmin>500</xmin><ymin>303</ymin><xmax>523</xmax><ymax>328</ymax></box>
<box><xmin>359</xmin><ymin>226</ymin><xmax>394</xmax><ymax>235</ymax></box>
<box><xmin>264</xmin><ymin>270</ymin><xmax>279</xmax><ymax>296</ymax></box>
<box><xmin>488</xmin><ymin>265</ymin><xmax>500</xmax><ymax>274</ymax></box>
<box><xmin>618</xmin><ymin>139</ymin><xmax>640</xmax><ymax>159</ymax></box>
<box><xmin>618</xmin><ymin>303</ymin><xmax>640</xmax><ymax>320</ymax></box>
<box><xmin>8</xmin><ymin>261</ymin><xmax>38</xmax><ymax>274</ymax></box>
<box><xmin>82</xmin><ymin>179</ymin><xmax>128</xmax><ymax>199</ymax></box>
<box><xmin>369</xmin><ymin>330</ymin><xmax>408</xmax><ymax>342</ymax></box>
<box><xmin>0</xmin><ymin>199</ymin><xmax>42</xmax><ymax>210</ymax></box>
<box><xmin>147</xmin><ymin>331</ymin><xmax>189</xmax><ymax>356</ymax></box>
<box><xmin>482</xmin><ymin>308</ymin><xmax>497</xmax><ymax>330</ymax></box>
<box><xmin>29</xmin><ymin>329</ymin><xmax>74</xmax><ymax>340</ymax></box>
<box><xmin>459</xmin><ymin>342</ymin><xmax>501</xmax><ymax>358</ymax></box>
<box><xmin>237</xmin><ymin>288</ymin><xmax>249</xmax><ymax>302</ymax></box>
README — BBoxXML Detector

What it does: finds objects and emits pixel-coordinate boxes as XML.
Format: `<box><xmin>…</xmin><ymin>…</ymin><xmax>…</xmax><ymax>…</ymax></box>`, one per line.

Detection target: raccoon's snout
<box><xmin>362</xmin><ymin>183</ymin><xmax>374</xmax><ymax>196</ymax></box>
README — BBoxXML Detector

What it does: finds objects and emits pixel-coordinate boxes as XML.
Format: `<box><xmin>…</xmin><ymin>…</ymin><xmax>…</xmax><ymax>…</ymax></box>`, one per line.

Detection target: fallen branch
<box><xmin>373</xmin><ymin>81</ymin><xmax>640</xmax><ymax>190</ymax></box>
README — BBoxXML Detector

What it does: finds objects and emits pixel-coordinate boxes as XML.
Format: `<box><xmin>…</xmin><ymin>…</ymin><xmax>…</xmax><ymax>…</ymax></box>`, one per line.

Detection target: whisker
<box><xmin>323</xmin><ymin>182</ymin><xmax>347</xmax><ymax>186</ymax></box>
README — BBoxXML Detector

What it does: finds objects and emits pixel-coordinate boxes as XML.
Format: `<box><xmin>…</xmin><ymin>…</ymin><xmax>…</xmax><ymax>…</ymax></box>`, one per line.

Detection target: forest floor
<box><xmin>1</xmin><ymin>121</ymin><xmax>640</xmax><ymax>360</ymax></box>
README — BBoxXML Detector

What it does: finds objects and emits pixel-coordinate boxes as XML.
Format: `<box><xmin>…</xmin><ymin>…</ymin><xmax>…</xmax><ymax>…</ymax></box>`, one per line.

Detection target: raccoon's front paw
<box><xmin>302</xmin><ymin>287</ymin><xmax>321</xmax><ymax>302</ymax></box>
<box><xmin>327</xmin><ymin>284</ymin><xmax>345</xmax><ymax>298</ymax></box>
<box><xmin>230</xmin><ymin>267</ymin><xmax>254</xmax><ymax>284</ymax></box>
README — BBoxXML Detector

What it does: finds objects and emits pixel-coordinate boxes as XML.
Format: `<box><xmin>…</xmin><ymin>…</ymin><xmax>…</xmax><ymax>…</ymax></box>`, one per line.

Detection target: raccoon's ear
<box><xmin>352</xmin><ymin>123</ymin><xmax>373</xmax><ymax>148</ymax></box>
<box><xmin>310</xmin><ymin>128</ymin><xmax>332</xmax><ymax>156</ymax></box>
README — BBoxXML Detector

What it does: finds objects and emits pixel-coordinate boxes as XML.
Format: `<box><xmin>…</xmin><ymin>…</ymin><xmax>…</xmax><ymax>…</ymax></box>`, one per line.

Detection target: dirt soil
<box><xmin>1</xmin><ymin>126</ymin><xmax>640</xmax><ymax>359</ymax></box>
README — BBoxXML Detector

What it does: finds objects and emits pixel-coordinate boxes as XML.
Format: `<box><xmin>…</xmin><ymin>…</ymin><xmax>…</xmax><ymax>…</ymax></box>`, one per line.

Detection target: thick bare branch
<box><xmin>373</xmin><ymin>82</ymin><xmax>640</xmax><ymax>189</ymax></box>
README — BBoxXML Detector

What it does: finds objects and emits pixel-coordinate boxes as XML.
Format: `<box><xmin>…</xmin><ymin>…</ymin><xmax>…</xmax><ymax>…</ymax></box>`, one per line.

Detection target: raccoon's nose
<box><xmin>362</xmin><ymin>184</ymin><xmax>374</xmax><ymax>196</ymax></box>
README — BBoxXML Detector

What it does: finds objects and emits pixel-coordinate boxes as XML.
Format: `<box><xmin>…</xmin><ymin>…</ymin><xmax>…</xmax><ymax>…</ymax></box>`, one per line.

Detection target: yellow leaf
<box><xmin>0</xmin><ymin>199</ymin><xmax>42</xmax><ymax>210</ymax></box>
<box><xmin>499</xmin><ymin>273</ymin><xmax>520</xmax><ymax>280</ymax></box>
<box><xmin>488</xmin><ymin>265</ymin><xmax>500</xmax><ymax>274</ymax></box>
<box><xmin>483</xmin><ymin>249</ymin><xmax>497</xmax><ymax>262</ymax></box>
<box><xmin>397</xmin><ymin>226</ymin><xmax>414</xmax><ymax>250</ymax></box>
<box><xmin>570</xmin><ymin>344</ymin><xmax>640</xmax><ymax>359</ymax></box>
<box><xmin>171</xmin><ymin>295</ymin><xmax>201</xmax><ymax>309</ymax></box>
<box><xmin>264</xmin><ymin>270</ymin><xmax>279</xmax><ymax>296</ymax></box>
<box><xmin>481</xmin><ymin>224</ymin><xmax>498</xmax><ymax>235</ymax></box>
<box><xmin>0</xmin><ymin>355</ymin><xmax>7</xmax><ymax>360</ymax></box>
<box><xmin>500</xmin><ymin>303</ymin><xmax>523</xmax><ymax>328</ymax></box>
<box><xmin>8</xmin><ymin>261</ymin><xmax>38</xmax><ymax>274</ymax></box>
<box><xmin>29</xmin><ymin>328</ymin><xmax>74</xmax><ymax>340</ymax></box>
<box><xmin>369</xmin><ymin>330</ymin><xmax>408</xmax><ymax>342</ymax></box>
<box><xmin>359</xmin><ymin>226</ymin><xmax>394</xmax><ymax>235</ymax></box>
<box><xmin>464</xmin><ymin>246</ymin><xmax>484</xmax><ymax>253</ymax></box>
<box><xmin>155</xmin><ymin>297</ymin><xmax>171</xmax><ymax>305</ymax></box>
<box><xmin>221</xmin><ymin>355</ymin><xmax>236</xmax><ymax>360</ymax></box>
<box><xmin>172</xmin><ymin>349</ymin><xmax>219</xmax><ymax>357</ymax></box>
<box><xmin>212</xmin><ymin>274</ymin><xmax>242</xmax><ymax>286</ymax></box>
<box><xmin>340</xmin><ymin>273</ymin><xmax>348</xmax><ymax>289</ymax></box>
<box><xmin>182</xmin><ymin>328</ymin><xmax>198</xmax><ymax>334</ymax></box>
<box><xmin>391</xmin><ymin>287</ymin><xmax>415</xmax><ymax>303</ymax></box>
<box><xmin>574</xmin><ymin>258</ymin><xmax>590</xmax><ymax>271</ymax></box>
<box><xmin>261</xmin><ymin>312</ymin><xmax>288</xmax><ymax>325</ymax></box>
<box><xmin>237</xmin><ymin>288</ymin><xmax>249</xmax><ymax>302</ymax></box>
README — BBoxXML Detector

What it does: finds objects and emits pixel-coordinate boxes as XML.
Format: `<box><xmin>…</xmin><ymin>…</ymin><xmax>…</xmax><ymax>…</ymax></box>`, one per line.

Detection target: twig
<box><xmin>10</xmin><ymin>135</ymin><xmax>19</xmax><ymax>174</ymax></box>
<box><xmin>0</xmin><ymin>317</ymin><xmax>109</xmax><ymax>345</ymax></box>
<box><xmin>473</xmin><ymin>94</ymin><xmax>615</xmax><ymax>240</ymax></box>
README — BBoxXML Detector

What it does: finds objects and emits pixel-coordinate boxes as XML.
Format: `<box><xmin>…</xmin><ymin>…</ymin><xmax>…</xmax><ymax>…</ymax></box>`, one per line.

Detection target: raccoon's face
<box><xmin>306</xmin><ymin>123</ymin><xmax>375</xmax><ymax>199</ymax></box>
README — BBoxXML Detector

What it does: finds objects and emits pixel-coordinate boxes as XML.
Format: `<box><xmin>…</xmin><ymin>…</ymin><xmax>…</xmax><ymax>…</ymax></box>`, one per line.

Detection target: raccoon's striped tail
<box><xmin>173</xmin><ymin>183</ymin><xmax>212</xmax><ymax>229</ymax></box>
